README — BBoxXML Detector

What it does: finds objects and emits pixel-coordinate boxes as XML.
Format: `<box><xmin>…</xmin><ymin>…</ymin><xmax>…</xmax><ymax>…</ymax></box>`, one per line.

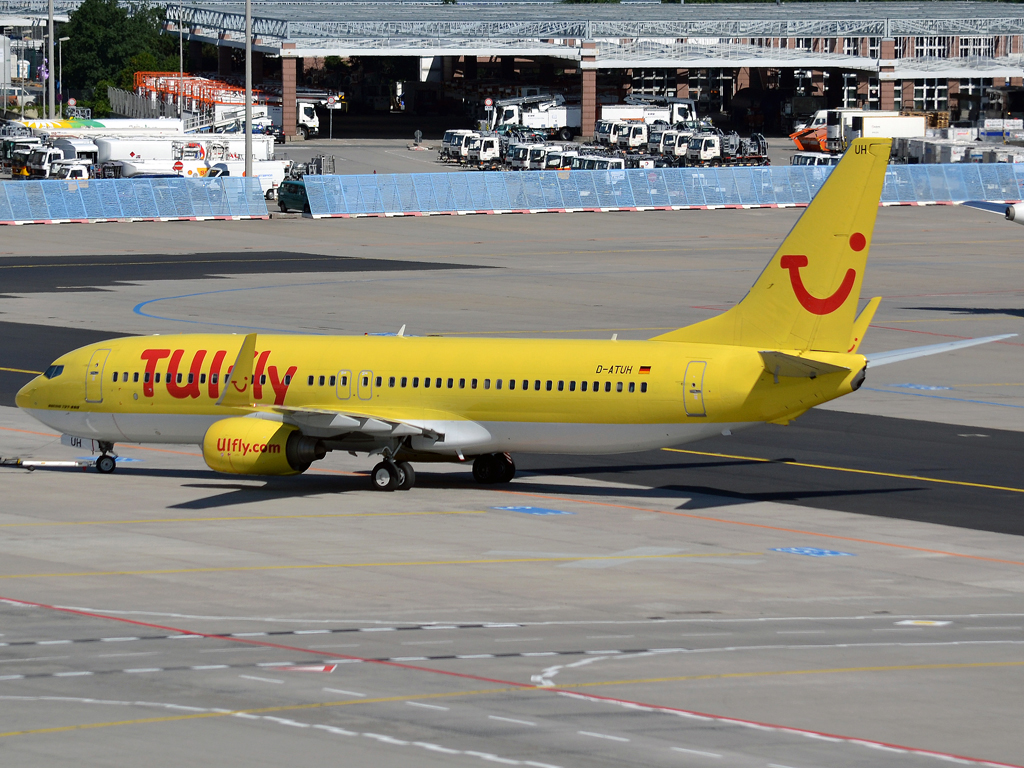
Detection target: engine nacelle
<box><xmin>203</xmin><ymin>417</ymin><xmax>325</xmax><ymax>475</ymax></box>
<box><xmin>1006</xmin><ymin>204</ymin><xmax>1024</xmax><ymax>225</ymax></box>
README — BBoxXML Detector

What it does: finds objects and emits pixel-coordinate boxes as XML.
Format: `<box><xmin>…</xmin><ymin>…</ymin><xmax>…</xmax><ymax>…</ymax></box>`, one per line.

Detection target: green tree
<box><xmin>61</xmin><ymin>0</ymin><xmax>177</xmax><ymax>94</ymax></box>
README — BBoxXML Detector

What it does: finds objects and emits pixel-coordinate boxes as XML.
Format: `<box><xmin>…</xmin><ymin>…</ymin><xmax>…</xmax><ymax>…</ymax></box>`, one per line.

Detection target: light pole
<box><xmin>47</xmin><ymin>0</ymin><xmax>54</xmax><ymax>118</ymax></box>
<box><xmin>244</xmin><ymin>0</ymin><xmax>252</xmax><ymax>182</ymax></box>
<box><xmin>58</xmin><ymin>36</ymin><xmax>68</xmax><ymax>118</ymax></box>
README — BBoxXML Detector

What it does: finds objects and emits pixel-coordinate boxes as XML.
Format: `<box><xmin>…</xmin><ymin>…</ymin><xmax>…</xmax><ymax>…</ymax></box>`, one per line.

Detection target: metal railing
<box><xmin>301</xmin><ymin>164</ymin><xmax>1024</xmax><ymax>218</ymax></box>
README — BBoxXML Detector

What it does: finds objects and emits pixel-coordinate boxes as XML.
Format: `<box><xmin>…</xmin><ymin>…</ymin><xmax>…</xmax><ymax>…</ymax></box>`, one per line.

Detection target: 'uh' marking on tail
<box><xmin>780</xmin><ymin>232</ymin><xmax>865</xmax><ymax>316</ymax></box>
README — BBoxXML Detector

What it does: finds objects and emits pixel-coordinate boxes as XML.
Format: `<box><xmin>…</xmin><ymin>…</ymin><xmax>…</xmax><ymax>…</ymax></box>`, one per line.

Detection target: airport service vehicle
<box><xmin>528</xmin><ymin>144</ymin><xmax>569</xmax><ymax>170</ymax></box>
<box><xmin>17</xmin><ymin>138</ymin><xmax>1015</xmax><ymax>491</ymax></box>
<box><xmin>95</xmin><ymin>136</ymin><xmax>276</xmax><ymax>165</ymax></box>
<box><xmin>570</xmin><ymin>155</ymin><xmax>626</xmax><ymax>171</ymax></box>
<box><xmin>509</xmin><ymin>143</ymin><xmax>545</xmax><ymax>171</ymax></box>
<box><xmin>25</xmin><ymin>138</ymin><xmax>100</xmax><ymax>178</ymax></box>
<box><xmin>99</xmin><ymin>158</ymin><xmax>289</xmax><ymax>199</ymax></box>
<box><xmin>790</xmin><ymin>108</ymin><xmax>900</xmax><ymax>153</ymax></box>
<box><xmin>543</xmin><ymin>149</ymin><xmax>578</xmax><ymax>170</ymax></box>
<box><xmin>844</xmin><ymin>115</ymin><xmax>927</xmax><ymax>144</ymax></box>
<box><xmin>51</xmin><ymin>159</ymin><xmax>93</xmax><ymax>179</ymax></box>
<box><xmin>616</xmin><ymin>121</ymin><xmax>650</xmax><ymax>151</ymax></box>
<box><xmin>791</xmin><ymin>151</ymin><xmax>840</xmax><ymax>166</ymax></box>
<box><xmin>686</xmin><ymin>131</ymin><xmax>769</xmax><ymax>167</ymax></box>
<box><xmin>15</xmin><ymin>118</ymin><xmax>185</xmax><ymax>138</ymax></box>
<box><xmin>595</xmin><ymin>120</ymin><xmax>631</xmax><ymax>147</ymax></box>
<box><xmin>1</xmin><ymin>136</ymin><xmax>41</xmax><ymax>173</ymax></box>
<box><xmin>276</xmin><ymin>179</ymin><xmax>309</xmax><ymax>213</ymax></box>
<box><xmin>601</xmin><ymin>97</ymin><xmax>697</xmax><ymax>127</ymax></box>
<box><xmin>486</xmin><ymin>94</ymin><xmax>580</xmax><ymax>141</ymax></box>
<box><xmin>467</xmin><ymin>135</ymin><xmax>502</xmax><ymax>169</ymax></box>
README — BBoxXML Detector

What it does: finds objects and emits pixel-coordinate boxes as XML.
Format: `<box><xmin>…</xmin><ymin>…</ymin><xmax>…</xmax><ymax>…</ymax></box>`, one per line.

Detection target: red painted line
<box><xmin>0</xmin><ymin>594</ymin><xmax>1018</xmax><ymax>766</ymax></box>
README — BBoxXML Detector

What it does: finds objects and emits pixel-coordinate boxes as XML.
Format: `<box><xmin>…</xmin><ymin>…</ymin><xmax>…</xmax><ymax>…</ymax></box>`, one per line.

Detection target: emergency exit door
<box><xmin>85</xmin><ymin>349</ymin><xmax>110</xmax><ymax>403</ymax></box>
<box><xmin>335</xmin><ymin>370</ymin><xmax>351</xmax><ymax>400</ymax></box>
<box><xmin>683</xmin><ymin>361</ymin><xmax>707</xmax><ymax>417</ymax></box>
<box><xmin>358</xmin><ymin>370</ymin><xmax>373</xmax><ymax>401</ymax></box>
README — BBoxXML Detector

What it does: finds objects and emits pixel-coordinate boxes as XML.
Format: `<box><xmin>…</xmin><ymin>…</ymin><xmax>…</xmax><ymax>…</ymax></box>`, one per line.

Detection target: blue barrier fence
<box><xmin>303</xmin><ymin>163</ymin><xmax>1024</xmax><ymax>217</ymax></box>
<box><xmin>0</xmin><ymin>177</ymin><xmax>267</xmax><ymax>224</ymax></box>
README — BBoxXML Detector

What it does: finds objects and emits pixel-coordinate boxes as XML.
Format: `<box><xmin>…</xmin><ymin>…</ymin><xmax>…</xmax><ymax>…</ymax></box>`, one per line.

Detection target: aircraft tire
<box><xmin>472</xmin><ymin>455</ymin><xmax>500</xmax><ymax>484</ymax></box>
<box><xmin>496</xmin><ymin>454</ymin><xmax>516</xmax><ymax>483</ymax></box>
<box><xmin>96</xmin><ymin>455</ymin><xmax>116</xmax><ymax>474</ymax></box>
<box><xmin>371</xmin><ymin>461</ymin><xmax>398</xmax><ymax>491</ymax></box>
<box><xmin>396</xmin><ymin>461</ymin><xmax>415</xmax><ymax>491</ymax></box>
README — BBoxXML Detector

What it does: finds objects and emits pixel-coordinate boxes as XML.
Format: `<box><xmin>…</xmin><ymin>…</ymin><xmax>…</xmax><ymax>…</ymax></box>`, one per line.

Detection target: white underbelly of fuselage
<box><xmin>26</xmin><ymin>409</ymin><xmax>748</xmax><ymax>456</ymax></box>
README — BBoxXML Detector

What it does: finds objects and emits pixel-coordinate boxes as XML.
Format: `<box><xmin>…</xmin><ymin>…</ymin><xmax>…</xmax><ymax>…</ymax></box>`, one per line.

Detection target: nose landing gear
<box><xmin>370</xmin><ymin>458</ymin><xmax>415</xmax><ymax>491</ymax></box>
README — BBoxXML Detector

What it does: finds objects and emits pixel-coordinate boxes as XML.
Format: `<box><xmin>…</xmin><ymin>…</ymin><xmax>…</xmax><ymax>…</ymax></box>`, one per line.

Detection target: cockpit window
<box><xmin>43</xmin><ymin>364</ymin><xmax>64</xmax><ymax>379</ymax></box>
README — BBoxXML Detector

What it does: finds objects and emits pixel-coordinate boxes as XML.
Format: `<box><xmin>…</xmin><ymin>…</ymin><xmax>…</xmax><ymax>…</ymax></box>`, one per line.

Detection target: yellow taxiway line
<box><xmin>0</xmin><ymin>551</ymin><xmax>758</xmax><ymax>580</ymax></box>
<box><xmin>662</xmin><ymin>447</ymin><xmax>1024</xmax><ymax>494</ymax></box>
<box><xmin>0</xmin><ymin>366</ymin><xmax>42</xmax><ymax>375</ymax></box>
<box><xmin>0</xmin><ymin>510</ymin><xmax>488</xmax><ymax>528</ymax></box>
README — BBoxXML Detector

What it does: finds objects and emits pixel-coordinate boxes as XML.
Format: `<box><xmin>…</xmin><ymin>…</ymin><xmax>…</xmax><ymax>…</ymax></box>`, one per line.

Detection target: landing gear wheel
<box><xmin>472</xmin><ymin>455</ymin><xmax>498</xmax><ymax>484</ymax></box>
<box><xmin>473</xmin><ymin>453</ymin><xmax>514</xmax><ymax>484</ymax></box>
<box><xmin>395</xmin><ymin>461</ymin><xmax>415</xmax><ymax>491</ymax></box>
<box><xmin>371</xmin><ymin>461</ymin><xmax>398</xmax><ymax>491</ymax></box>
<box><xmin>95</xmin><ymin>455</ymin><xmax>116</xmax><ymax>474</ymax></box>
<box><xmin>495</xmin><ymin>453</ymin><xmax>516</xmax><ymax>483</ymax></box>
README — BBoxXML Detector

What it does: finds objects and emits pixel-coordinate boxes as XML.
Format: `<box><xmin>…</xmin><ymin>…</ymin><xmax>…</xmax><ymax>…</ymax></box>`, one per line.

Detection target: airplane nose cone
<box><xmin>15</xmin><ymin>380</ymin><xmax>36</xmax><ymax>410</ymax></box>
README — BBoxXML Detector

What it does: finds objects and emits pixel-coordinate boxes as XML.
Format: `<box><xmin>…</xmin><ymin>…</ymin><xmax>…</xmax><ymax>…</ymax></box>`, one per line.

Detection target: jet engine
<box><xmin>203</xmin><ymin>418</ymin><xmax>326</xmax><ymax>475</ymax></box>
<box><xmin>1006</xmin><ymin>204</ymin><xmax>1024</xmax><ymax>225</ymax></box>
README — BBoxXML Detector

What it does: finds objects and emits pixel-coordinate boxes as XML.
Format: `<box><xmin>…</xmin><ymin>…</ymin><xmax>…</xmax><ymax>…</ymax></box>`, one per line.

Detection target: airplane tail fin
<box><xmin>654</xmin><ymin>138</ymin><xmax>891</xmax><ymax>353</ymax></box>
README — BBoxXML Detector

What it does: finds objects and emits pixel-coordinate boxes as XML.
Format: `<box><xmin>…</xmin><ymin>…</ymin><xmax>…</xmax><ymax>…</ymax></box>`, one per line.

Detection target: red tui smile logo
<box><xmin>779</xmin><ymin>233</ymin><xmax>864</xmax><ymax>316</ymax></box>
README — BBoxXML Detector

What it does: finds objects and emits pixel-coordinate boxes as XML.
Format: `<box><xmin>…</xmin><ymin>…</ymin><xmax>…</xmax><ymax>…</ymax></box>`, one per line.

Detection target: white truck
<box><xmin>440</xmin><ymin>129</ymin><xmax>476</xmax><ymax>163</ymax></box>
<box><xmin>601</xmin><ymin>97</ymin><xmax>697</xmax><ymax>127</ymax></box>
<box><xmin>844</xmin><ymin>114</ymin><xmax>927</xmax><ymax>143</ymax></box>
<box><xmin>616</xmin><ymin>121</ymin><xmax>650</xmax><ymax>151</ymax></box>
<box><xmin>51</xmin><ymin>159</ymin><xmax>93</xmax><ymax>179</ymax></box>
<box><xmin>100</xmin><ymin>158</ymin><xmax>290</xmax><ymax>198</ymax></box>
<box><xmin>467</xmin><ymin>134</ymin><xmax>502</xmax><ymax>169</ymax></box>
<box><xmin>685</xmin><ymin>131</ymin><xmax>769</xmax><ymax>167</ymax></box>
<box><xmin>509</xmin><ymin>143</ymin><xmax>545</xmax><ymax>171</ymax></box>
<box><xmin>487</xmin><ymin>94</ymin><xmax>580</xmax><ymax>141</ymax></box>
<box><xmin>95</xmin><ymin>136</ymin><xmax>276</xmax><ymax>164</ymax></box>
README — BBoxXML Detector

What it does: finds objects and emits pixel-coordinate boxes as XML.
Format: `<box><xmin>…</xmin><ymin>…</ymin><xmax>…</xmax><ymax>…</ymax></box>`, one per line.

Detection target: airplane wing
<box><xmin>258</xmin><ymin>404</ymin><xmax>440</xmax><ymax>440</ymax></box>
<box><xmin>866</xmin><ymin>334</ymin><xmax>1017</xmax><ymax>367</ymax></box>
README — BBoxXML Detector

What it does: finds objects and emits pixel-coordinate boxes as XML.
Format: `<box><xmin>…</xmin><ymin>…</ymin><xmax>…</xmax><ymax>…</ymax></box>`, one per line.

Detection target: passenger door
<box><xmin>357</xmin><ymin>370</ymin><xmax>373</xmax><ymax>401</ymax></box>
<box><xmin>683</xmin><ymin>361</ymin><xmax>707</xmax><ymax>417</ymax></box>
<box><xmin>85</xmin><ymin>349</ymin><xmax>110</xmax><ymax>403</ymax></box>
<box><xmin>336</xmin><ymin>370</ymin><xmax>351</xmax><ymax>400</ymax></box>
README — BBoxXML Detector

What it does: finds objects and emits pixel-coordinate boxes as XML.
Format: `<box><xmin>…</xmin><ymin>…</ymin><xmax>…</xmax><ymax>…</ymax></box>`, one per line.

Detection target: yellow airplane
<box><xmin>15</xmin><ymin>138</ymin><xmax>1015</xmax><ymax>490</ymax></box>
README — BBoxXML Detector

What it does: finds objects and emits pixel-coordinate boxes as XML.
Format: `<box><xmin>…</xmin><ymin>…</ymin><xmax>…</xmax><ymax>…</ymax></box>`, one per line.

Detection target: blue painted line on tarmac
<box><xmin>862</xmin><ymin>387</ymin><xmax>1024</xmax><ymax>409</ymax></box>
<box><xmin>492</xmin><ymin>506</ymin><xmax>574</xmax><ymax>516</ymax></box>
<box><xmin>771</xmin><ymin>547</ymin><xmax>855</xmax><ymax>557</ymax></box>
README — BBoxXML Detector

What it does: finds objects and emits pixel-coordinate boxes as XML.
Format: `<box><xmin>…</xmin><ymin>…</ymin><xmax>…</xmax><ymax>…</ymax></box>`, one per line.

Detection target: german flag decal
<box><xmin>639</xmin><ymin>366</ymin><xmax>651</xmax><ymax>374</ymax></box>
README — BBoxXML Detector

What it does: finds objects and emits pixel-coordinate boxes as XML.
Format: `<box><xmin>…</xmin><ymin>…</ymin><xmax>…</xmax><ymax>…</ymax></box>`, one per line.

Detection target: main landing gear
<box><xmin>371</xmin><ymin>459</ymin><xmax>415</xmax><ymax>492</ymax></box>
<box><xmin>472</xmin><ymin>453</ymin><xmax>516</xmax><ymax>484</ymax></box>
<box><xmin>95</xmin><ymin>441</ymin><xmax>117</xmax><ymax>474</ymax></box>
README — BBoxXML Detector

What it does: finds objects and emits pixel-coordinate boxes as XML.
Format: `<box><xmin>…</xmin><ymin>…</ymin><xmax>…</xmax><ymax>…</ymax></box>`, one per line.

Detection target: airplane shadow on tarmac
<box><xmin>904</xmin><ymin>305</ymin><xmax>1024</xmax><ymax>320</ymax></box>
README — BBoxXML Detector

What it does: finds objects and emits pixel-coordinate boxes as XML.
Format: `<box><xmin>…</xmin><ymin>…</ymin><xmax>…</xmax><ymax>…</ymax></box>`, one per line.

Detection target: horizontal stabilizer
<box><xmin>867</xmin><ymin>334</ymin><xmax>1017</xmax><ymax>367</ymax></box>
<box><xmin>961</xmin><ymin>200</ymin><xmax>1010</xmax><ymax>216</ymax></box>
<box><xmin>759</xmin><ymin>350</ymin><xmax>850</xmax><ymax>381</ymax></box>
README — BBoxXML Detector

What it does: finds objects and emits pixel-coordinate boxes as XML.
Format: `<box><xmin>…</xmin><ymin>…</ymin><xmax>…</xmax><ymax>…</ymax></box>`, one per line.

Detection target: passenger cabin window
<box><xmin>522</xmin><ymin>380</ymin><xmax>528</xmax><ymax>391</ymax></box>
<box><xmin>484</xmin><ymin>379</ymin><xmax>490</xmax><ymax>390</ymax></box>
<box><xmin>177</xmin><ymin>373</ymin><xmax>183</xmax><ymax>384</ymax></box>
<box><xmin>616</xmin><ymin>382</ymin><xmax>623</xmax><ymax>392</ymax></box>
<box><xmin>375</xmin><ymin>376</ymin><xmax>382</xmax><ymax>387</ymax></box>
<box><xmin>401</xmin><ymin>377</ymin><xmax>408</xmax><ymax>388</ymax></box>
<box><xmin>546</xmin><ymin>381</ymin><xmax>552</xmax><ymax>391</ymax></box>
<box><xmin>319</xmin><ymin>375</ymin><xmax>325</xmax><ymax>386</ymax></box>
<box><xmin>629</xmin><ymin>382</ymin><xmax>635</xmax><ymax>393</ymax></box>
<box><xmin>509</xmin><ymin>379</ymin><xmax>516</xmax><ymax>391</ymax></box>
<box><xmin>534</xmin><ymin>380</ymin><xmax>541</xmax><ymax>391</ymax></box>
<box><xmin>459</xmin><ymin>378</ymin><xmax>465</xmax><ymax>389</ymax></box>
<box><xmin>362</xmin><ymin>375</ymin><xmax>369</xmax><ymax>387</ymax></box>
<box><xmin>605</xmin><ymin>382</ymin><xmax>612</xmax><ymax>392</ymax></box>
<box><xmin>471</xmin><ymin>379</ymin><xmax>477</xmax><ymax>389</ymax></box>
<box><xmin>329</xmin><ymin>376</ymin><xmax>336</xmax><ymax>386</ymax></box>
<box><xmin>389</xmin><ymin>377</ymin><xmax>396</xmax><ymax>387</ymax></box>
<box><xmin>641</xmin><ymin>382</ymin><xmax>648</xmax><ymax>393</ymax></box>
<box><xmin>144</xmin><ymin>372</ymin><xmax>151</xmax><ymax>383</ymax></box>
<box><xmin>435</xmin><ymin>378</ymin><xmax>441</xmax><ymax>388</ymax></box>
<box><xmin>188</xmin><ymin>373</ymin><xmax>195</xmax><ymax>384</ymax></box>
<box><xmin>569</xmin><ymin>381</ymin><xmax>576</xmax><ymax>391</ymax></box>
<box><xmin>284</xmin><ymin>374</ymin><xmax>292</xmax><ymax>386</ymax></box>
<box><xmin>155</xmin><ymin>373</ymin><xmax>161</xmax><ymax>383</ymax></box>
<box><xmin>424</xmin><ymin>377</ymin><xmax>430</xmax><ymax>388</ymax></box>
<box><xmin>413</xmin><ymin>377</ymin><xmax>419</xmax><ymax>388</ymax></box>
<box><xmin>447</xmin><ymin>378</ymin><xmax>454</xmax><ymax>388</ymax></box>
<box><xmin>496</xmin><ymin>379</ymin><xmax>502</xmax><ymax>390</ymax></box>
<box><xmin>200</xmin><ymin>373</ymin><xmax>207</xmax><ymax>384</ymax></box>
<box><xmin>133</xmin><ymin>372</ymin><xmax>139</xmax><ymax>383</ymax></box>
<box><xmin>340</xmin><ymin>375</ymin><xmax>347</xmax><ymax>386</ymax></box>
<box><xmin>308</xmin><ymin>375</ymin><xmax>315</xmax><ymax>386</ymax></box>
<box><xmin>212</xmin><ymin>373</ymin><xmax>219</xmax><ymax>384</ymax></box>
<box><xmin>581</xmin><ymin>381</ymin><xmax>587</xmax><ymax>392</ymax></box>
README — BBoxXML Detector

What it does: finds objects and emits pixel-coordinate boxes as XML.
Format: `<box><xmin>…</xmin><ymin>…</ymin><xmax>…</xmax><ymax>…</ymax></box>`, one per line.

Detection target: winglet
<box><xmin>849</xmin><ymin>297</ymin><xmax>881</xmax><ymax>353</ymax></box>
<box><xmin>216</xmin><ymin>333</ymin><xmax>257</xmax><ymax>407</ymax></box>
